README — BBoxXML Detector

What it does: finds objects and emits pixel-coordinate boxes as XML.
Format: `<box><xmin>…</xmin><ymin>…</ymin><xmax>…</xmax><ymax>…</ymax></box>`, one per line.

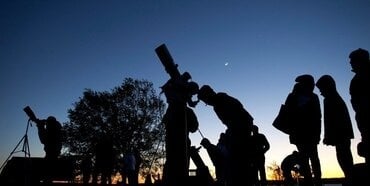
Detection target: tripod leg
<box><xmin>0</xmin><ymin>120</ymin><xmax>34</xmax><ymax>186</ymax></box>
<box><xmin>22</xmin><ymin>134</ymin><xmax>31</xmax><ymax>157</ymax></box>
<box><xmin>0</xmin><ymin>135</ymin><xmax>27</xmax><ymax>171</ymax></box>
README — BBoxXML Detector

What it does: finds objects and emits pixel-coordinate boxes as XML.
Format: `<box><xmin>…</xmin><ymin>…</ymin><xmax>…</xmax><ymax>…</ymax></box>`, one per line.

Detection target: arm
<box><xmin>35</xmin><ymin>119</ymin><xmax>47</xmax><ymax>144</ymax></box>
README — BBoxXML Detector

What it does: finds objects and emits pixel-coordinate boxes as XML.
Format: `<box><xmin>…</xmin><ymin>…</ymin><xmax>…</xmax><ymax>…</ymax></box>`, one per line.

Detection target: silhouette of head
<box><xmin>316</xmin><ymin>75</ymin><xmax>336</xmax><ymax>96</ymax></box>
<box><xmin>295</xmin><ymin>74</ymin><xmax>315</xmax><ymax>92</ymax></box>
<box><xmin>349</xmin><ymin>48</ymin><xmax>370</xmax><ymax>73</ymax></box>
<box><xmin>47</xmin><ymin>116</ymin><xmax>57</xmax><ymax>122</ymax></box>
<box><xmin>198</xmin><ymin>85</ymin><xmax>216</xmax><ymax>104</ymax></box>
<box><xmin>46</xmin><ymin>116</ymin><xmax>60</xmax><ymax>130</ymax></box>
<box><xmin>349</xmin><ymin>48</ymin><xmax>369</xmax><ymax>62</ymax></box>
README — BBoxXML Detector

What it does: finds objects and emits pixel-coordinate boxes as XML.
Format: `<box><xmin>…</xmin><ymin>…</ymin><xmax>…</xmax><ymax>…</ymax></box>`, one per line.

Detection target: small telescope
<box><xmin>23</xmin><ymin>106</ymin><xmax>37</xmax><ymax>122</ymax></box>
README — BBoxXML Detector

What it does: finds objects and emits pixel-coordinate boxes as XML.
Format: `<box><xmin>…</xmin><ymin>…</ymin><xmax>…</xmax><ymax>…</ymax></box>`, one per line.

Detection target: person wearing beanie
<box><xmin>284</xmin><ymin>74</ymin><xmax>322</xmax><ymax>186</ymax></box>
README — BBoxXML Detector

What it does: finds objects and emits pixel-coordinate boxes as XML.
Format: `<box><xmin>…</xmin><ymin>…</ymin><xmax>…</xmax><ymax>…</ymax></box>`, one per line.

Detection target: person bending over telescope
<box><xmin>35</xmin><ymin>116</ymin><xmax>62</xmax><ymax>160</ymax></box>
<box><xmin>281</xmin><ymin>150</ymin><xmax>302</xmax><ymax>186</ymax></box>
<box><xmin>24</xmin><ymin>106</ymin><xmax>63</xmax><ymax>184</ymax></box>
<box><xmin>24</xmin><ymin>106</ymin><xmax>62</xmax><ymax>160</ymax></box>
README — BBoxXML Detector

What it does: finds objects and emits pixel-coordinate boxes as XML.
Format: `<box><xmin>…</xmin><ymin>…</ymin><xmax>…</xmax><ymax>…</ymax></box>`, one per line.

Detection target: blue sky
<box><xmin>1</xmin><ymin>0</ymin><xmax>370</xmax><ymax>178</ymax></box>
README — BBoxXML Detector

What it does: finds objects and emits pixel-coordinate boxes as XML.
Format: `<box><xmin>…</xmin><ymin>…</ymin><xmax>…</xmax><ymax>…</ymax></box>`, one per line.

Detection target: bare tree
<box><xmin>267</xmin><ymin>161</ymin><xmax>283</xmax><ymax>181</ymax></box>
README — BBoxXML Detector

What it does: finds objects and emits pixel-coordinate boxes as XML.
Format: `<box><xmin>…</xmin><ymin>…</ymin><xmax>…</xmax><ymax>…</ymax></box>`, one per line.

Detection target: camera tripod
<box><xmin>0</xmin><ymin>119</ymin><xmax>32</xmax><ymax>172</ymax></box>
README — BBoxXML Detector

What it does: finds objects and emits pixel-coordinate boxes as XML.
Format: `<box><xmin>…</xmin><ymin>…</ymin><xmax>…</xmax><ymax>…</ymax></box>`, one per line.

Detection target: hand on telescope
<box><xmin>34</xmin><ymin>118</ymin><xmax>46</xmax><ymax>128</ymax></box>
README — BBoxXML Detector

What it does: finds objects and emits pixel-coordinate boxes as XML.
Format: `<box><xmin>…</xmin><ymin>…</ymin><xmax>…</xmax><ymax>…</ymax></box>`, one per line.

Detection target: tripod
<box><xmin>0</xmin><ymin>119</ymin><xmax>32</xmax><ymax>172</ymax></box>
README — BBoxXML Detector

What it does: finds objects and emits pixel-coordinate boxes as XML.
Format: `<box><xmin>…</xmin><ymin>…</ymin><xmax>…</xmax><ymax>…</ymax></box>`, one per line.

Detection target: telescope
<box><xmin>155</xmin><ymin>44</ymin><xmax>193</xmax><ymax>81</ymax></box>
<box><xmin>155</xmin><ymin>44</ymin><xmax>182</xmax><ymax>80</ymax></box>
<box><xmin>23</xmin><ymin>106</ymin><xmax>37</xmax><ymax>122</ymax></box>
<box><xmin>0</xmin><ymin>106</ymin><xmax>36</xmax><ymax>170</ymax></box>
<box><xmin>155</xmin><ymin>44</ymin><xmax>199</xmax><ymax>107</ymax></box>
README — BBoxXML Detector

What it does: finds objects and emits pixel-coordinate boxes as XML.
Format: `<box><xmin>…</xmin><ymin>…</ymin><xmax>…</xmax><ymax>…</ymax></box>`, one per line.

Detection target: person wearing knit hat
<box><xmin>295</xmin><ymin>74</ymin><xmax>315</xmax><ymax>92</ymax></box>
<box><xmin>283</xmin><ymin>74</ymin><xmax>322</xmax><ymax>186</ymax></box>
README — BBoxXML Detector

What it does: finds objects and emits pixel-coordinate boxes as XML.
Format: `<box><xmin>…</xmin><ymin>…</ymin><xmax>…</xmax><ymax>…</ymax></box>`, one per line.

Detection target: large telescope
<box><xmin>155</xmin><ymin>43</ymin><xmax>182</xmax><ymax>80</ymax></box>
<box><xmin>155</xmin><ymin>43</ymin><xmax>198</xmax><ymax>107</ymax></box>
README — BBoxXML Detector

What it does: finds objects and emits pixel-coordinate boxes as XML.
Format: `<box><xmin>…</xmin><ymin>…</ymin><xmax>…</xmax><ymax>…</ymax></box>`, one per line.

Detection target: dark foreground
<box><xmin>41</xmin><ymin>179</ymin><xmax>346</xmax><ymax>186</ymax></box>
<box><xmin>0</xmin><ymin>157</ymin><xmax>367</xmax><ymax>186</ymax></box>
<box><xmin>0</xmin><ymin>178</ymin><xmax>351</xmax><ymax>186</ymax></box>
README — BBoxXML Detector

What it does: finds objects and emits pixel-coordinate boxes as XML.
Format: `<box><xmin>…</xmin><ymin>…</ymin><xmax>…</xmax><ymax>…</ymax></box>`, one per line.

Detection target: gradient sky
<box><xmin>1</xmin><ymin>0</ymin><xmax>370</xmax><ymax>179</ymax></box>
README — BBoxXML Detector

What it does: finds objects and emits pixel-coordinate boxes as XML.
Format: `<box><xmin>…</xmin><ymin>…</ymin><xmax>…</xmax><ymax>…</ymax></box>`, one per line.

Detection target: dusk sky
<box><xmin>1</xmin><ymin>0</ymin><xmax>370</xmax><ymax>179</ymax></box>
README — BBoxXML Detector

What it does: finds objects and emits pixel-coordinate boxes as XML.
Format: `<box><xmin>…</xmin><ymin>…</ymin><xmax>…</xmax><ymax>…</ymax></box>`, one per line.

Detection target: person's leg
<box><xmin>283</xmin><ymin>167</ymin><xmax>294</xmax><ymax>186</ymax></box>
<box><xmin>309</xmin><ymin>145</ymin><xmax>322</xmax><ymax>186</ymax></box>
<box><xmin>296</xmin><ymin>145</ymin><xmax>314</xmax><ymax>186</ymax></box>
<box><xmin>336</xmin><ymin>141</ymin><xmax>354</xmax><ymax>185</ymax></box>
<box><xmin>259</xmin><ymin>158</ymin><xmax>267</xmax><ymax>186</ymax></box>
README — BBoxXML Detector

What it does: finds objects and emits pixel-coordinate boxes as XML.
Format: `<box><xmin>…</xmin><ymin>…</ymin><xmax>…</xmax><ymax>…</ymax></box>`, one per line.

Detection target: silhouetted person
<box><xmin>35</xmin><ymin>116</ymin><xmax>62</xmax><ymax>185</ymax></box>
<box><xmin>284</xmin><ymin>74</ymin><xmax>322</xmax><ymax>186</ymax></box>
<box><xmin>200</xmin><ymin>132</ymin><xmax>230</xmax><ymax>186</ymax></box>
<box><xmin>251</xmin><ymin>125</ymin><xmax>270</xmax><ymax>186</ymax></box>
<box><xmin>122</xmin><ymin>151</ymin><xmax>137</xmax><ymax>186</ymax></box>
<box><xmin>160</xmin><ymin>71</ymin><xmax>199</xmax><ymax>186</ymax></box>
<box><xmin>316</xmin><ymin>74</ymin><xmax>354</xmax><ymax>185</ymax></box>
<box><xmin>352</xmin><ymin>141</ymin><xmax>368</xmax><ymax>185</ymax></box>
<box><xmin>348</xmin><ymin>48</ymin><xmax>370</xmax><ymax>167</ymax></box>
<box><xmin>133</xmin><ymin>149</ymin><xmax>142</xmax><ymax>186</ymax></box>
<box><xmin>81</xmin><ymin>156</ymin><xmax>93</xmax><ymax>186</ymax></box>
<box><xmin>281</xmin><ymin>150</ymin><xmax>301</xmax><ymax>186</ymax></box>
<box><xmin>198</xmin><ymin>85</ymin><xmax>254</xmax><ymax>186</ymax></box>
<box><xmin>92</xmin><ymin>135</ymin><xmax>114</xmax><ymax>185</ymax></box>
<box><xmin>216</xmin><ymin>132</ymin><xmax>231</xmax><ymax>186</ymax></box>
<box><xmin>35</xmin><ymin>116</ymin><xmax>62</xmax><ymax>160</ymax></box>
